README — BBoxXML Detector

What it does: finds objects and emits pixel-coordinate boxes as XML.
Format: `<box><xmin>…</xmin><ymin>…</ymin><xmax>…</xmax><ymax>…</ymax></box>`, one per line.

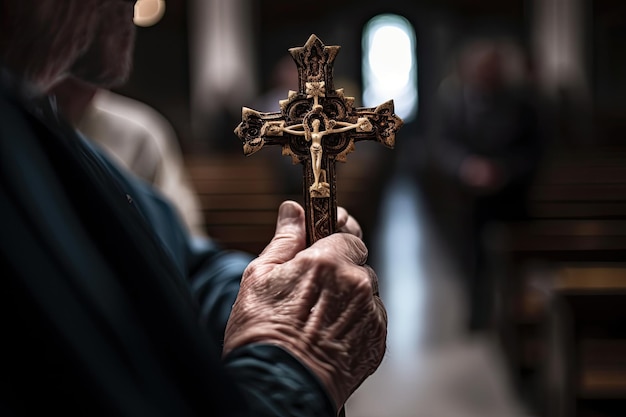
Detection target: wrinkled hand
<box><xmin>223</xmin><ymin>201</ymin><xmax>387</xmax><ymax>410</ymax></box>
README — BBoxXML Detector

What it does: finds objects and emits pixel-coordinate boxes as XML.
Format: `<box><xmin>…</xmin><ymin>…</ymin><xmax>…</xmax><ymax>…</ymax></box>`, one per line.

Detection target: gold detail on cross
<box><xmin>234</xmin><ymin>34</ymin><xmax>403</xmax><ymax>245</ymax></box>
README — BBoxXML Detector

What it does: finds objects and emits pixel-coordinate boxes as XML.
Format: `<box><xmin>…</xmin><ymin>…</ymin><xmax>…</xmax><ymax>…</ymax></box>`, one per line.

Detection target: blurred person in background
<box><xmin>426</xmin><ymin>37</ymin><xmax>547</xmax><ymax>333</ymax></box>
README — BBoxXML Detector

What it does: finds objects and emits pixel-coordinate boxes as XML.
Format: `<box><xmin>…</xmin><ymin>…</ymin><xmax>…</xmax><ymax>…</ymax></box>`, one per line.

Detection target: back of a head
<box><xmin>0</xmin><ymin>0</ymin><xmax>95</xmax><ymax>90</ymax></box>
<box><xmin>0</xmin><ymin>0</ymin><xmax>136</xmax><ymax>93</ymax></box>
<box><xmin>458</xmin><ymin>40</ymin><xmax>504</xmax><ymax>91</ymax></box>
<box><xmin>455</xmin><ymin>37</ymin><xmax>529</xmax><ymax>93</ymax></box>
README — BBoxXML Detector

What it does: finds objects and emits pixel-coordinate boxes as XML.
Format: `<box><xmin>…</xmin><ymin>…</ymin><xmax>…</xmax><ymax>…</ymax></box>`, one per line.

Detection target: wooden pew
<box><xmin>185</xmin><ymin>153</ymin><xmax>293</xmax><ymax>254</ymax></box>
<box><xmin>498</xmin><ymin>146</ymin><xmax>626</xmax><ymax>417</ymax></box>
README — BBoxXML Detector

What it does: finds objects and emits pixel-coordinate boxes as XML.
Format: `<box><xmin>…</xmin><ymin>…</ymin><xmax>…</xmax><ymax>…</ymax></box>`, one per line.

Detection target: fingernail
<box><xmin>277</xmin><ymin>201</ymin><xmax>300</xmax><ymax>225</ymax></box>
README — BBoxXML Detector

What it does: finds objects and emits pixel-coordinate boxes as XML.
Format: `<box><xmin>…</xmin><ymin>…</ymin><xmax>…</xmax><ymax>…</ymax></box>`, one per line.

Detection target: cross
<box><xmin>234</xmin><ymin>34</ymin><xmax>403</xmax><ymax>246</ymax></box>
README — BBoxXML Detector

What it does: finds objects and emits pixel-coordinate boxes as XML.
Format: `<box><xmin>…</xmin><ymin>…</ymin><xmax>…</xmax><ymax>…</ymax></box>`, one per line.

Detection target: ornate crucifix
<box><xmin>234</xmin><ymin>34</ymin><xmax>403</xmax><ymax>246</ymax></box>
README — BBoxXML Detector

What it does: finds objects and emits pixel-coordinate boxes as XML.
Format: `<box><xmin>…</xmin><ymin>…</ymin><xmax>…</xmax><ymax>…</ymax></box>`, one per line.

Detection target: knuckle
<box><xmin>332</xmin><ymin>233</ymin><xmax>367</xmax><ymax>264</ymax></box>
<box><xmin>351</xmin><ymin>241</ymin><xmax>368</xmax><ymax>265</ymax></box>
<box><xmin>352</xmin><ymin>270</ymin><xmax>374</xmax><ymax>295</ymax></box>
<box><xmin>296</xmin><ymin>247</ymin><xmax>327</xmax><ymax>268</ymax></box>
<box><xmin>347</xmin><ymin>265</ymin><xmax>378</xmax><ymax>296</ymax></box>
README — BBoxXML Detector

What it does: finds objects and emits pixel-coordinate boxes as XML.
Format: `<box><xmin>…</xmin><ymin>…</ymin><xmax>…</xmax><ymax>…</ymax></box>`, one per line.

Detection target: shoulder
<box><xmin>83</xmin><ymin>90</ymin><xmax>181</xmax><ymax>159</ymax></box>
<box><xmin>91</xmin><ymin>90</ymin><xmax>177</xmax><ymax>139</ymax></box>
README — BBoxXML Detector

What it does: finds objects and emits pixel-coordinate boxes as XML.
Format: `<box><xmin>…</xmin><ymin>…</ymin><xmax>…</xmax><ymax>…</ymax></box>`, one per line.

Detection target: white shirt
<box><xmin>77</xmin><ymin>89</ymin><xmax>205</xmax><ymax>237</ymax></box>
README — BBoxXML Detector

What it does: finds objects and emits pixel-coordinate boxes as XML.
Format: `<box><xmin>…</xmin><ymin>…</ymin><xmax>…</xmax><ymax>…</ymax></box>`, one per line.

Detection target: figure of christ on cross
<box><xmin>279</xmin><ymin>105</ymin><xmax>373</xmax><ymax>197</ymax></box>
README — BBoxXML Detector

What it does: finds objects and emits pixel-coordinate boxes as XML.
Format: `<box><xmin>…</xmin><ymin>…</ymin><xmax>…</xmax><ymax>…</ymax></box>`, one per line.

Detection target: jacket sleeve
<box><xmin>224</xmin><ymin>344</ymin><xmax>337</xmax><ymax>417</ymax></box>
<box><xmin>185</xmin><ymin>236</ymin><xmax>254</xmax><ymax>343</ymax></box>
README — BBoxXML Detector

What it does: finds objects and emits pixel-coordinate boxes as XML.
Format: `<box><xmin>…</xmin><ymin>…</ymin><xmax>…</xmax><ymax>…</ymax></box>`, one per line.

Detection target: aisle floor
<box><xmin>345</xmin><ymin>176</ymin><xmax>532</xmax><ymax>417</ymax></box>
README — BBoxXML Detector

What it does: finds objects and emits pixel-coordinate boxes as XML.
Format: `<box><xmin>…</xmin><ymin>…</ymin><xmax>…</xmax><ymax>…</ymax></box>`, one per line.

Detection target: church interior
<box><xmin>116</xmin><ymin>1</ymin><xmax>626</xmax><ymax>416</ymax></box>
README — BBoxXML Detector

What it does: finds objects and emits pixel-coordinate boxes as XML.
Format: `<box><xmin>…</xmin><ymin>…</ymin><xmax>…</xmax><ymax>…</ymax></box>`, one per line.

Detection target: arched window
<box><xmin>362</xmin><ymin>14</ymin><xmax>417</xmax><ymax>123</ymax></box>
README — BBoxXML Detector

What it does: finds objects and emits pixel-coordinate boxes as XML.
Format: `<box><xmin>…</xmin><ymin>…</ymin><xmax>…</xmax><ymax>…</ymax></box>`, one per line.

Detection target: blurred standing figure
<box><xmin>53</xmin><ymin>77</ymin><xmax>206</xmax><ymax>237</ymax></box>
<box><xmin>427</xmin><ymin>38</ymin><xmax>546</xmax><ymax>332</ymax></box>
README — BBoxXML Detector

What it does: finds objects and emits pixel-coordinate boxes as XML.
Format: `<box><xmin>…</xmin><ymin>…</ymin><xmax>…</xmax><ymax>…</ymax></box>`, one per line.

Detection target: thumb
<box><xmin>258</xmin><ymin>201</ymin><xmax>307</xmax><ymax>264</ymax></box>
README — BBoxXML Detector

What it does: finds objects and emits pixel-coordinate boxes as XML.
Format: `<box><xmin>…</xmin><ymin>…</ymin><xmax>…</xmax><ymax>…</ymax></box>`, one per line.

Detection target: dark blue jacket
<box><xmin>0</xmin><ymin>71</ymin><xmax>334</xmax><ymax>417</ymax></box>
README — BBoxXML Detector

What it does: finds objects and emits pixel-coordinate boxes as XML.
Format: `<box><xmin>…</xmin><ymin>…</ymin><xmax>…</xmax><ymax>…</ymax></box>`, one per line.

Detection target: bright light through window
<box><xmin>363</xmin><ymin>14</ymin><xmax>417</xmax><ymax>122</ymax></box>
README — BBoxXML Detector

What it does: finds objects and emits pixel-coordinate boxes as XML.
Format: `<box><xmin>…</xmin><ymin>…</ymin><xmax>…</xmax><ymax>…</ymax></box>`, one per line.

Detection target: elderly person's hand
<box><xmin>223</xmin><ymin>201</ymin><xmax>387</xmax><ymax>410</ymax></box>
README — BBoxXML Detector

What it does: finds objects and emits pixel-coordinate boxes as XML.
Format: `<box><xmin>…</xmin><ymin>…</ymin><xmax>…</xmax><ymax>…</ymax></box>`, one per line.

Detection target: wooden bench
<box><xmin>496</xmin><ymin>146</ymin><xmax>626</xmax><ymax>417</ymax></box>
<box><xmin>546</xmin><ymin>265</ymin><xmax>626</xmax><ymax>417</ymax></box>
<box><xmin>185</xmin><ymin>153</ymin><xmax>291</xmax><ymax>254</ymax></box>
